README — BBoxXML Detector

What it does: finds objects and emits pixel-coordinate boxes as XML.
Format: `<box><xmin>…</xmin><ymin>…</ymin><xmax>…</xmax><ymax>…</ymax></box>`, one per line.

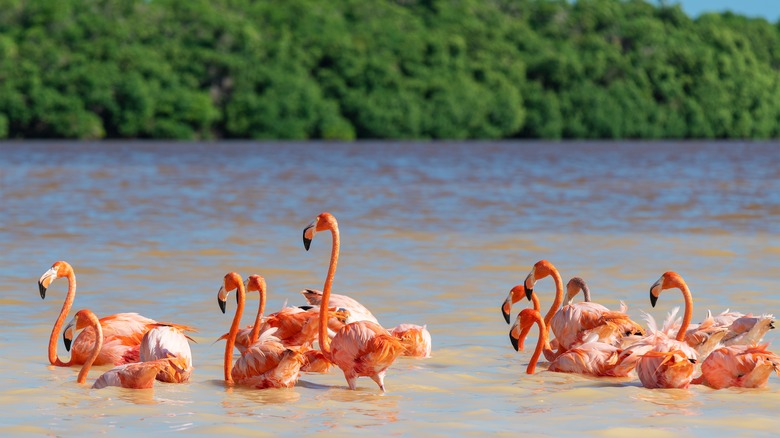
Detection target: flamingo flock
<box><xmin>36</xmin><ymin>212</ymin><xmax>431</xmax><ymax>392</ymax></box>
<box><xmin>504</xmin><ymin>261</ymin><xmax>778</xmax><ymax>389</ymax></box>
<box><xmin>34</xmin><ymin>214</ymin><xmax>777</xmax><ymax>393</ymax></box>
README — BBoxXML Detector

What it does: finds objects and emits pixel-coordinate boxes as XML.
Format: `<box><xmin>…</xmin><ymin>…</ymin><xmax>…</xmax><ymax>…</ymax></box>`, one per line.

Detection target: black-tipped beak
<box><xmin>38</xmin><ymin>282</ymin><xmax>47</xmax><ymax>299</ymax></box>
<box><xmin>510</xmin><ymin>333</ymin><xmax>519</xmax><ymax>351</ymax></box>
<box><xmin>502</xmin><ymin>303</ymin><xmax>511</xmax><ymax>324</ymax></box>
<box><xmin>303</xmin><ymin>220</ymin><xmax>316</xmax><ymax>251</ymax></box>
<box><xmin>650</xmin><ymin>279</ymin><xmax>662</xmax><ymax>307</ymax></box>
<box><xmin>64</xmin><ymin>334</ymin><xmax>72</xmax><ymax>352</ymax></box>
<box><xmin>218</xmin><ymin>297</ymin><xmax>226</xmax><ymax>314</ymax></box>
<box><xmin>770</xmin><ymin>321</ymin><xmax>775</xmax><ymax>330</ymax></box>
<box><xmin>524</xmin><ymin>287</ymin><xmax>533</xmax><ymax>301</ymax></box>
<box><xmin>688</xmin><ymin>358</ymin><xmax>696</xmax><ymax>364</ymax></box>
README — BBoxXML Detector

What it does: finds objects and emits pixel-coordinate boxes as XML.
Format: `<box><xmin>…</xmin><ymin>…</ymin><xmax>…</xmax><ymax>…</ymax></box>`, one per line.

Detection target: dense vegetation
<box><xmin>2</xmin><ymin>0</ymin><xmax>780</xmax><ymax>139</ymax></box>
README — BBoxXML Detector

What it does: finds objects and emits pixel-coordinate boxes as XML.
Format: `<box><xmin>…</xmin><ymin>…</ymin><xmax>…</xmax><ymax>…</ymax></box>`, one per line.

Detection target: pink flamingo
<box><xmin>692</xmin><ymin>343</ymin><xmax>780</xmax><ymax>389</ymax></box>
<box><xmin>140</xmin><ymin>324</ymin><xmax>196</xmax><ymax>383</ymax></box>
<box><xmin>38</xmin><ymin>261</ymin><xmax>159</xmax><ymax>366</ymax></box>
<box><xmin>511</xmin><ymin>308</ymin><xmax>623</xmax><ymax>376</ymax></box>
<box><xmin>624</xmin><ymin>272</ymin><xmax>698</xmax><ymax>389</ymax></box>
<box><xmin>220</xmin><ymin>272</ymin><xmax>305</xmax><ymax>388</ymax></box>
<box><xmin>64</xmin><ymin>309</ymin><xmax>174</xmax><ymax>389</ymax></box>
<box><xmin>388</xmin><ymin>324</ymin><xmax>432</xmax><ymax>358</ymax></box>
<box><xmin>303</xmin><ymin>212</ymin><xmax>404</xmax><ymax>391</ymax></box>
<box><xmin>522</xmin><ymin>261</ymin><xmax>643</xmax><ymax>360</ymax></box>
<box><xmin>304</xmin><ymin>289</ymin><xmax>431</xmax><ymax>358</ymax></box>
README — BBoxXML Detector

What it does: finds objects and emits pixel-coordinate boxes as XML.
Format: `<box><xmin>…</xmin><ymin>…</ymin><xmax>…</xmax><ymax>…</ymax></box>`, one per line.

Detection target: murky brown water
<box><xmin>1</xmin><ymin>141</ymin><xmax>779</xmax><ymax>435</ymax></box>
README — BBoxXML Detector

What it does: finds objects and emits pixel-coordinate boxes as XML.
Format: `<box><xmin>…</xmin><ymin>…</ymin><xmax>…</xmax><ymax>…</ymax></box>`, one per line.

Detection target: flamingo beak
<box><xmin>303</xmin><ymin>220</ymin><xmax>316</xmax><ymax>251</ymax></box>
<box><xmin>509</xmin><ymin>319</ymin><xmax>522</xmax><ymax>352</ymax></box>
<box><xmin>217</xmin><ymin>285</ymin><xmax>228</xmax><ymax>314</ymax></box>
<box><xmin>38</xmin><ymin>267</ymin><xmax>57</xmax><ymax>299</ymax></box>
<box><xmin>524</xmin><ymin>272</ymin><xmax>535</xmax><ymax>300</ymax></box>
<box><xmin>501</xmin><ymin>298</ymin><xmax>512</xmax><ymax>324</ymax></box>
<box><xmin>650</xmin><ymin>278</ymin><xmax>663</xmax><ymax>308</ymax></box>
<box><xmin>63</xmin><ymin>315</ymin><xmax>76</xmax><ymax>352</ymax></box>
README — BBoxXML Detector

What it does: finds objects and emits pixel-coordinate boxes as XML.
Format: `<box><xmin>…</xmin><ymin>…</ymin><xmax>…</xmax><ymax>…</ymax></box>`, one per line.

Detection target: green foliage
<box><xmin>0</xmin><ymin>0</ymin><xmax>779</xmax><ymax>139</ymax></box>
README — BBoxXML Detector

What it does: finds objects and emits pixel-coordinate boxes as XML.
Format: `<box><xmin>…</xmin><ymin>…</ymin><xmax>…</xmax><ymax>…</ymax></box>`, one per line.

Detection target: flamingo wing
<box><xmin>140</xmin><ymin>326</ymin><xmax>194</xmax><ymax>383</ymax></box>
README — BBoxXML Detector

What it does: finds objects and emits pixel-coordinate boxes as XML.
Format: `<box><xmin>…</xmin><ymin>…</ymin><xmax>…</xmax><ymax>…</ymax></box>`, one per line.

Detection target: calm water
<box><xmin>1</xmin><ymin>141</ymin><xmax>779</xmax><ymax>436</ymax></box>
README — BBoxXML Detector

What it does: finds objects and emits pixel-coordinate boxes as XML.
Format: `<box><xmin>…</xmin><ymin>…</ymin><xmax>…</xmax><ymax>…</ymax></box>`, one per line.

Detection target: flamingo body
<box><xmin>140</xmin><ymin>325</ymin><xmax>195</xmax><ymax>383</ymax></box>
<box><xmin>330</xmin><ymin>321</ymin><xmax>405</xmax><ymax>390</ymax></box>
<box><xmin>389</xmin><ymin>324</ymin><xmax>432</xmax><ymax>358</ymax></box>
<box><xmin>695</xmin><ymin>344</ymin><xmax>780</xmax><ymax>389</ymax></box>
<box><xmin>231</xmin><ymin>330</ymin><xmax>305</xmax><ymax>389</ymax></box>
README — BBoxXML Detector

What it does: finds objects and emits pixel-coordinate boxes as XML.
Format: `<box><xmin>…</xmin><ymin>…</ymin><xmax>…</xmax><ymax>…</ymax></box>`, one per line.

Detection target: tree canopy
<box><xmin>2</xmin><ymin>0</ymin><xmax>780</xmax><ymax>139</ymax></box>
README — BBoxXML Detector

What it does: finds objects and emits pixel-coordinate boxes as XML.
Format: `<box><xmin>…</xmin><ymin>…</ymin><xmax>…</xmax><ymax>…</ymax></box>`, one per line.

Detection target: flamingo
<box><xmin>300</xmin><ymin>289</ymin><xmax>379</xmax><ymax>324</ymax></box>
<box><xmin>388</xmin><ymin>324</ymin><xmax>432</xmax><ymax>358</ymax></box>
<box><xmin>303</xmin><ymin>212</ymin><xmax>404</xmax><ymax>391</ymax></box>
<box><xmin>622</xmin><ymin>272</ymin><xmax>698</xmax><ymax>389</ymax></box>
<box><xmin>706</xmin><ymin>310</ymin><xmax>774</xmax><ymax>347</ymax></box>
<box><xmin>692</xmin><ymin>343</ymin><xmax>780</xmax><ymax>389</ymax></box>
<box><xmin>219</xmin><ymin>272</ymin><xmax>305</xmax><ymax>389</ymax></box>
<box><xmin>140</xmin><ymin>324</ymin><xmax>196</xmax><ymax>383</ymax></box>
<box><xmin>502</xmin><ymin>285</ymin><xmax>542</xmax><ymax>352</ymax></box>
<box><xmin>522</xmin><ymin>261</ymin><xmax>643</xmax><ymax>360</ymax></box>
<box><xmin>64</xmin><ymin>309</ymin><xmax>173</xmax><ymax>389</ymax></box>
<box><xmin>511</xmin><ymin>308</ymin><xmax>623</xmax><ymax>376</ymax></box>
<box><xmin>38</xmin><ymin>261</ymin><xmax>158</xmax><ymax>366</ymax></box>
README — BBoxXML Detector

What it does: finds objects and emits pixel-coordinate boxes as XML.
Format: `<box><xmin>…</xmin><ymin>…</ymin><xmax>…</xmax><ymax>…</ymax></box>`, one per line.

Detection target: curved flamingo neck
<box><xmin>675</xmin><ymin>283</ymin><xmax>693</xmax><ymax>342</ymax></box>
<box><xmin>224</xmin><ymin>282</ymin><xmax>246</xmax><ymax>385</ymax></box>
<box><xmin>248</xmin><ymin>285</ymin><xmax>266</xmax><ymax>345</ymax></box>
<box><xmin>527</xmin><ymin>312</ymin><xmax>549</xmax><ymax>374</ymax></box>
<box><xmin>530</xmin><ymin>292</ymin><xmax>540</xmax><ymax>312</ymax></box>
<box><xmin>77</xmin><ymin>311</ymin><xmax>103</xmax><ymax>384</ymax></box>
<box><xmin>50</xmin><ymin>272</ymin><xmax>76</xmax><ymax>366</ymax></box>
<box><xmin>542</xmin><ymin>268</ymin><xmax>564</xmax><ymax>329</ymax></box>
<box><xmin>318</xmin><ymin>223</ymin><xmax>339</xmax><ymax>357</ymax></box>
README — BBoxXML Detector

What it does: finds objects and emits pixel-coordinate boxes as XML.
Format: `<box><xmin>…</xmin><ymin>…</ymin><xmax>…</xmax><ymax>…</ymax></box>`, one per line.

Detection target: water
<box><xmin>1</xmin><ymin>141</ymin><xmax>779</xmax><ymax>436</ymax></box>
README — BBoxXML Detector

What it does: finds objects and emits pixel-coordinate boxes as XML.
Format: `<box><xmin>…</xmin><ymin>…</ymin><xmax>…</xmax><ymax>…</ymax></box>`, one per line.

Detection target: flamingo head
<box><xmin>524</xmin><ymin>260</ymin><xmax>555</xmax><ymax>299</ymax></box>
<box><xmin>218</xmin><ymin>272</ymin><xmax>243</xmax><ymax>314</ymax></box>
<box><xmin>245</xmin><ymin>275</ymin><xmax>266</xmax><ymax>294</ymax></box>
<box><xmin>63</xmin><ymin>309</ymin><xmax>92</xmax><ymax>352</ymax></box>
<box><xmin>566</xmin><ymin>277</ymin><xmax>590</xmax><ymax>305</ymax></box>
<box><xmin>509</xmin><ymin>308</ymin><xmax>539</xmax><ymax>352</ymax></box>
<box><xmin>650</xmin><ymin>271</ymin><xmax>685</xmax><ymax>307</ymax></box>
<box><xmin>303</xmin><ymin>212</ymin><xmax>337</xmax><ymax>251</ymax></box>
<box><xmin>501</xmin><ymin>285</ymin><xmax>525</xmax><ymax>324</ymax></box>
<box><xmin>38</xmin><ymin>261</ymin><xmax>73</xmax><ymax>299</ymax></box>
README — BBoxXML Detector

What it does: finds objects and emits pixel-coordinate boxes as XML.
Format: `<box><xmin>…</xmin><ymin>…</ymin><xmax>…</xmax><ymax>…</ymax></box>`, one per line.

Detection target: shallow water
<box><xmin>1</xmin><ymin>141</ymin><xmax>779</xmax><ymax>436</ymax></box>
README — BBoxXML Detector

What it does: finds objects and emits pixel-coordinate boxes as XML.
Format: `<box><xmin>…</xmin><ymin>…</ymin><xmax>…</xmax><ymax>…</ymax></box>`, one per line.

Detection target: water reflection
<box><xmin>220</xmin><ymin>386</ymin><xmax>302</xmax><ymax>416</ymax></box>
<box><xmin>634</xmin><ymin>389</ymin><xmax>701</xmax><ymax>417</ymax></box>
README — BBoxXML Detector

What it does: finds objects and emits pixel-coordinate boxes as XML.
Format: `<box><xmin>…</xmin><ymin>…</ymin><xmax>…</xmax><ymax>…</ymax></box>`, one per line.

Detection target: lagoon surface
<box><xmin>1</xmin><ymin>141</ymin><xmax>779</xmax><ymax>436</ymax></box>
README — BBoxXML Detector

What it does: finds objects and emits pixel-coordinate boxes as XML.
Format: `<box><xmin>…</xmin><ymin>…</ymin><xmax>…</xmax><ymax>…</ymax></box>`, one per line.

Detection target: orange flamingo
<box><xmin>511</xmin><ymin>308</ymin><xmax>623</xmax><ymax>376</ymax></box>
<box><xmin>692</xmin><ymin>343</ymin><xmax>780</xmax><ymax>389</ymax></box>
<box><xmin>701</xmin><ymin>309</ymin><xmax>774</xmax><ymax>347</ymax></box>
<box><xmin>523</xmin><ymin>261</ymin><xmax>643</xmax><ymax>360</ymax></box>
<box><xmin>300</xmin><ymin>289</ymin><xmax>379</xmax><ymax>324</ymax></box>
<box><xmin>622</xmin><ymin>272</ymin><xmax>698</xmax><ymax>389</ymax></box>
<box><xmin>64</xmin><ymin>309</ymin><xmax>173</xmax><ymax>389</ymax></box>
<box><xmin>388</xmin><ymin>324</ymin><xmax>432</xmax><ymax>358</ymax></box>
<box><xmin>219</xmin><ymin>272</ymin><xmax>305</xmax><ymax>389</ymax></box>
<box><xmin>139</xmin><ymin>324</ymin><xmax>196</xmax><ymax>383</ymax></box>
<box><xmin>303</xmin><ymin>212</ymin><xmax>404</xmax><ymax>391</ymax></box>
<box><xmin>38</xmin><ymin>261</ymin><xmax>158</xmax><ymax>366</ymax></box>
